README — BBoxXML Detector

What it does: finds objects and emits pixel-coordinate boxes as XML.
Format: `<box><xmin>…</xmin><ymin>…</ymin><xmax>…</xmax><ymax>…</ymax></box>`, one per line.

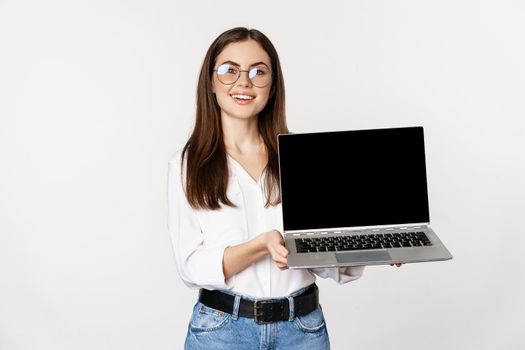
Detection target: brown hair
<box><xmin>182</xmin><ymin>27</ymin><xmax>288</xmax><ymax>210</ymax></box>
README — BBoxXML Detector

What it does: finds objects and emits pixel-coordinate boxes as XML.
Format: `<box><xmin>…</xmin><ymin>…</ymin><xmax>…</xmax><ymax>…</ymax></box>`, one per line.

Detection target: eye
<box><xmin>217</xmin><ymin>64</ymin><xmax>238</xmax><ymax>75</ymax></box>
<box><xmin>249</xmin><ymin>67</ymin><xmax>269</xmax><ymax>79</ymax></box>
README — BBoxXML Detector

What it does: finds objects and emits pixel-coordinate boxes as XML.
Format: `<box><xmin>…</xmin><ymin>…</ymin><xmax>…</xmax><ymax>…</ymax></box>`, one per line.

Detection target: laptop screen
<box><xmin>278</xmin><ymin>126</ymin><xmax>430</xmax><ymax>231</ymax></box>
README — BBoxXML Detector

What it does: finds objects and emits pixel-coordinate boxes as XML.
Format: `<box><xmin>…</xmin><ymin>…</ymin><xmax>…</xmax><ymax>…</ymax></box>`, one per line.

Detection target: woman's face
<box><xmin>212</xmin><ymin>39</ymin><xmax>272</xmax><ymax>121</ymax></box>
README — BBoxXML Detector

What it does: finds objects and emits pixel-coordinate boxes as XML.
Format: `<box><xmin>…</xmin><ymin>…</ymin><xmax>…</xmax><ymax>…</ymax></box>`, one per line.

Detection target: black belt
<box><xmin>198</xmin><ymin>283</ymin><xmax>319</xmax><ymax>324</ymax></box>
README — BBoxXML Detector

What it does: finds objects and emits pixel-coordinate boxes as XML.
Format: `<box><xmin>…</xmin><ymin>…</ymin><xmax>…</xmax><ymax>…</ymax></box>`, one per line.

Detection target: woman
<box><xmin>167</xmin><ymin>27</ymin><xmax>368</xmax><ymax>349</ymax></box>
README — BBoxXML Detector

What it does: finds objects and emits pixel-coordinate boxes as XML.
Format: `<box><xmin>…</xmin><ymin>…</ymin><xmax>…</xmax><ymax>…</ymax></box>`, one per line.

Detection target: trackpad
<box><xmin>336</xmin><ymin>251</ymin><xmax>392</xmax><ymax>264</ymax></box>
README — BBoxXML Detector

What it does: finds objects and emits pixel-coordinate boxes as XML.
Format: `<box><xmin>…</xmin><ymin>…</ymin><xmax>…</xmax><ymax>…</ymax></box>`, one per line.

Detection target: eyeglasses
<box><xmin>213</xmin><ymin>63</ymin><xmax>272</xmax><ymax>88</ymax></box>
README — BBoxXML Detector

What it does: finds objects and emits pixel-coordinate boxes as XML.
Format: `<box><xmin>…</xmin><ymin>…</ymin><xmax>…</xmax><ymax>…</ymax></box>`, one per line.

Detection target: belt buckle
<box><xmin>254</xmin><ymin>299</ymin><xmax>272</xmax><ymax>325</ymax></box>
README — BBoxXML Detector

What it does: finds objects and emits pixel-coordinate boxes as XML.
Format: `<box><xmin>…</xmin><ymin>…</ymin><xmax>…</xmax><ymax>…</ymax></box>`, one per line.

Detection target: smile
<box><xmin>231</xmin><ymin>94</ymin><xmax>255</xmax><ymax>105</ymax></box>
<box><xmin>231</xmin><ymin>94</ymin><xmax>255</xmax><ymax>100</ymax></box>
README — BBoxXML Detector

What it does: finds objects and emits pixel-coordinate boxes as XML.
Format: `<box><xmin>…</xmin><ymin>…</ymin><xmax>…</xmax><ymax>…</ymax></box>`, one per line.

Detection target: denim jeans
<box><xmin>184</xmin><ymin>286</ymin><xmax>330</xmax><ymax>349</ymax></box>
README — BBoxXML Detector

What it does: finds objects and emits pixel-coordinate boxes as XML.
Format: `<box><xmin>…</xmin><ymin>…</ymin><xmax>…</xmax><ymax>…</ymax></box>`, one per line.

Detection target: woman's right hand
<box><xmin>260</xmin><ymin>230</ymin><xmax>289</xmax><ymax>270</ymax></box>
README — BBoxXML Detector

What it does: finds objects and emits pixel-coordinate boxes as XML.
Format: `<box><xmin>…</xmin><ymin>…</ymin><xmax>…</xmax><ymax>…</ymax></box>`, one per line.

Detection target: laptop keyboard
<box><xmin>295</xmin><ymin>231</ymin><xmax>432</xmax><ymax>253</ymax></box>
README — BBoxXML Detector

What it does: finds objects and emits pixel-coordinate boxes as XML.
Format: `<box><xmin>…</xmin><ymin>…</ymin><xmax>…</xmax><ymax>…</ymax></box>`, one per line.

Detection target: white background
<box><xmin>1</xmin><ymin>0</ymin><xmax>524</xmax><ymax>349</ymax></box>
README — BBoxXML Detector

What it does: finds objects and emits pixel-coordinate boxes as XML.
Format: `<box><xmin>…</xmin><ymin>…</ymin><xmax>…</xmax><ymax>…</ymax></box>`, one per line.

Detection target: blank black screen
<box><xmin>278</xmin><ymin>127</ymin><xmax>430</xmax><ymax>231</ymax></box>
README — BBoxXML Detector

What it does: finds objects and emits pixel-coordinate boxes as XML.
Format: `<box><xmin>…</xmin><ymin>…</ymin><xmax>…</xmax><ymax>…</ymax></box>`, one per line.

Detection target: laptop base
<box><xmin>285</xmin><ymin>226</ymin><xmax>453</xmax><ymax>269</ymax></box>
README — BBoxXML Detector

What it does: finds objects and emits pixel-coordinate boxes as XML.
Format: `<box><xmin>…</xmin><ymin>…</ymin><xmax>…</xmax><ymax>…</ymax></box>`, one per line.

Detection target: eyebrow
<box><xmin>218</xmin><ymin>60</ymin><xmax>270</xmax><ymax>69</ymax></box>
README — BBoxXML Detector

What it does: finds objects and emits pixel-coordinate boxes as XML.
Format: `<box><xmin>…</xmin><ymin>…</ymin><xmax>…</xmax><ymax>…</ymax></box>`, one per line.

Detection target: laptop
<box><xmin>277</xmin><ymin>126</ymin><xmax>453</xmax><ymax>268</ymax></box>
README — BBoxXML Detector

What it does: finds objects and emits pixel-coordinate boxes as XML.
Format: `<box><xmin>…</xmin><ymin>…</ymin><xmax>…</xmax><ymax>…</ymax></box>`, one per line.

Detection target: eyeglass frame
<box><xmin>212</xmin><ymin>63</ymin><xmax>273</xmax><ymax>88</ymax></box>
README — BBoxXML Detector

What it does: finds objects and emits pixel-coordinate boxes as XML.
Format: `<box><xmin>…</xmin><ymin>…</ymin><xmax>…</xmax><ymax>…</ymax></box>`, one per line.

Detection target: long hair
<box><xmin>182</xmin><ymin>27</ymin><xmax>288</xmax><ymax>210</ymax></box>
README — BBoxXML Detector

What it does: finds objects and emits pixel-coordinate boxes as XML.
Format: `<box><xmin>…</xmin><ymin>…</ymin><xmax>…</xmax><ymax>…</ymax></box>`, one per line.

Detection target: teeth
<box><xmin>231</xmin><ymin>94</ymin><xmax>254</xmax><ymax>100</ymax></box>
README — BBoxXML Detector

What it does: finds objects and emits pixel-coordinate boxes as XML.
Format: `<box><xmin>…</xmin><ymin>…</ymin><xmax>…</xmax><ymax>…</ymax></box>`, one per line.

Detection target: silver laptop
<box><xmin>277</xmin><ymin>126</ymin><xmax>453</xmax><ymax>268</ymax></box>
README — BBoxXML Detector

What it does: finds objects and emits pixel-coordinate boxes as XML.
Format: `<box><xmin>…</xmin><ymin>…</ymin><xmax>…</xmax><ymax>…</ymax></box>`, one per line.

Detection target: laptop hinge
<box><xmin>285</xmin><ymin>223</ymin><xmax>430</xmax><ymax>236</ymax></box>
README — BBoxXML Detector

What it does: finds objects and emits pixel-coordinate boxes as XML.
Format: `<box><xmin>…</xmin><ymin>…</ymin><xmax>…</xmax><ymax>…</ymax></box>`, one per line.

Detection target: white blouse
<box><xmin>167</xmin><ymin>150</ymin><xmax>365</xmax><ymax>298</ymax></box>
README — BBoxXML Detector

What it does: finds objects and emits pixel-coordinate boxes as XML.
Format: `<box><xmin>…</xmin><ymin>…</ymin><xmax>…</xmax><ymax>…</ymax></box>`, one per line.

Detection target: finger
<box><xmin>269</xmin><ymin>246</ymin><xmax>288</xmax><ymax>263</ymax></box>
<box><xmin>277</xmin><ymin>262</ymin><xmax>289</xmax><ymax>270</ymax></box>
<box><xmin>274</xmin><ymin>255</ymin><xmax>288</xmax><ymax>265</ymax></box>
<box><xmin>278</xmin><ymin>245</ymin><xmax>289</xmax><ymax>257</ymax></box>
<box><xmin>270</xmin><ymin>251</ymin><xmax>288</xmax><ymax>265</ymax></box>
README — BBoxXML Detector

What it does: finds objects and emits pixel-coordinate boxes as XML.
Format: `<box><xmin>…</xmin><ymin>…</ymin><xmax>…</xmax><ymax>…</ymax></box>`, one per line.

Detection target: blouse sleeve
<box><xmin>308</xmin><ymin>266</ymin><xmax>366</xmax><ymax>285</ymax></box>
<box><xmin>167</xmin><ymin>153</ymin><xmax>239</xmax><ymax>291</ymax></box>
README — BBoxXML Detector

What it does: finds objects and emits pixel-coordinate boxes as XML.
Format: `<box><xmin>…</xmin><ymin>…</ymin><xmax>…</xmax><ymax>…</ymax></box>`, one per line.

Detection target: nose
<box><xmin>236</xmin><ymin>70</ymin><xmax>252</xmax><ymax>87</ymax></box>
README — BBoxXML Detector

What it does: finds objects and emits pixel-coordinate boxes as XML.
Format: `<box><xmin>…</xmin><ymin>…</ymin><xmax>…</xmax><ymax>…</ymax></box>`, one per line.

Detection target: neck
<box><xmin>221</xmin><ymin>113</ymin><xmax>263</xmax><ymax>154</ymax></box>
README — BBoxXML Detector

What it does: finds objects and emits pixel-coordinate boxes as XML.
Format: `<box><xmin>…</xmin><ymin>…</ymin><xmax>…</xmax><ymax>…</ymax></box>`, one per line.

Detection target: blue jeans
<box><xmin>184</xmin><ymin>287</ymin><xmax>330</xmax><ymax>349</ymax></box>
